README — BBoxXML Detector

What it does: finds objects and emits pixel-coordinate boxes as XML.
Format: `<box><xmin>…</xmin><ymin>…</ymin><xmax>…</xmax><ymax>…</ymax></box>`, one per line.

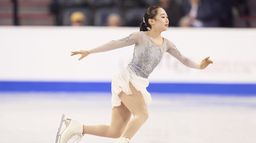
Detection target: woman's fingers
<box><xmin>200</xmin><ymin>57</ymin><xmax>213</xmax><ymax>69</ymax></box>
<box><xmin>71</xmin><ymin>50</ymin><xmax>89</xmax><ymax>61</ymax></box>
<box><xmin>208</xmin><ymin>59</ymin><xmax>213</xmax><ymax>64</ymax></box>
<box><xmin>71</xmin><ymin>52</ymin><xmax>76</xmax><ymax>56</ymax></box>
<box><xmin>204</xmin><ymin>57</ymin><xmax>213</xmax><ymax>64</ymax></box>
<box><xmin>71</xmin><ymin>51</ymin><xmax>79</xmax><ymax>56</ymax></box>
<box><xmin>206</xmin><ymin>57</ymin><xmax>213</xmax><ymax>64</ymax></box>
<box><xmin>71</xmin><ymin>51</ymin><xmax>84</xmax><ymax>56</ymax></box>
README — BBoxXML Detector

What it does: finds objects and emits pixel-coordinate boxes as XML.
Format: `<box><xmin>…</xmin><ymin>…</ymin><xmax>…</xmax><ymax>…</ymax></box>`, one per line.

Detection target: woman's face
<box><xmin>150</xmin><ymin>8</ymin><xmax>169</xmax><ymax>31</ymax></box>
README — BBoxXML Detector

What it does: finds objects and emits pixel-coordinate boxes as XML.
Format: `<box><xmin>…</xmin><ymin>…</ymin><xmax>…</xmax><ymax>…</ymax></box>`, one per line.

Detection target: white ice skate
<box><xmin>55</xmin><ymin>114</ymin><xmax>83</xmax><ymax>143</ymax></box>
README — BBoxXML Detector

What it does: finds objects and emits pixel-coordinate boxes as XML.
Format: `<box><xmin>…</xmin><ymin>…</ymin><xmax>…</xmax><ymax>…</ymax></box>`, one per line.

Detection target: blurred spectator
<box><xmin>106</xmin><ymin>13</ymin><xmax>122</xmax><ymax>27</ymax></box>
<box><xmin>158</xmin><ymin>0</ymin><xmax>184</xmax><ymax>27</ymax></box>
<box><xmin>233</xmin><ymin>0</ymin><xmax>251</xmax><ymax>27</ymax></box>
<box><xmin>179</xmin><ymin>0</ymin><xmax>225</xmax><ymax>27</ymax></box>
<box><xmin>49</xmin><ymin>0</ymin><xmax>61</xmax><ymax>25</ymax></box>
<box><xmin>94</xmin><ymin>8</ymin><xmax>120</xmax><ymax>26</ymax></box>
<box><xmin>70</xmin><ymin>11</ymin><xmax>86</xmax><ymax>26</ymax></box>
<box><xmin>124</xmin><ymin>8</ymin><xmax>145</xmax><ymax>26</ymax></box>
<box><xmin>11</xmin><ymin>0</ymin><xmax>19</xmax><ymax>25</ymax></box>
<box><xmin>121</xmin><ymin>0</ymin><xmax>149</xmax><ymax>8</ymax></box>
<box><xmin>217</xmin><ymin>0</ymin><xmax>234</xmax><ymax>27</ymax></box>
<box><xmin>179</xmin><ymin>0</ymin><xmax>203</xmax><ymax>27</ymax></box>
<box><xmin>47</xmin><ymin>0</ymin><xmax>254</xmax><ymax>27</ymax></box>
<box><xmin>247</xmin><ymin>0</ymin><xmax>256</xmax><ymax>26</ymax></box>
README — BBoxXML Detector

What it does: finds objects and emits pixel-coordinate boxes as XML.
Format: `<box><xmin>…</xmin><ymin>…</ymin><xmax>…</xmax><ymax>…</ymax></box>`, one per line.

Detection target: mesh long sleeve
<box><xmin>88</xmin><ymin>32</ymin><xmax>140</xmax><ymax>54</ymax></box>
<box><xmin>166</xmin><ymin>40</ymin><xmax>199</xmax><ymax>69</ymax></box>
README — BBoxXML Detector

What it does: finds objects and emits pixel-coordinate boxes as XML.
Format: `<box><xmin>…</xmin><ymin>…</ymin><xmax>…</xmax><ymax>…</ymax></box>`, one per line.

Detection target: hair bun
<box><xmin>140</xmin><ymin>21</ymin><xmax>148</xmax><ymax>31</ymax></box>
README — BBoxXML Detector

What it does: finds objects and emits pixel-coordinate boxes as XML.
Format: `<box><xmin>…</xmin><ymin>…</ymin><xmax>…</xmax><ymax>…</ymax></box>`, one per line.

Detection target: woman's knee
<box><xmin>110</xmin><ymin>128</ymin><xmax>123</xmax><ymax>138</ymax></box>
<box><xmin>136</xmin><ymin>110</ymin><xmax>149</xmax><ymax>123</ymax></box>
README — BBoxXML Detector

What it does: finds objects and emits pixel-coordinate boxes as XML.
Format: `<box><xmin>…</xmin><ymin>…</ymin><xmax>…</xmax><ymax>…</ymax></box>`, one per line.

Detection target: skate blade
<box><xmin>55</xmin><ymin>114</ymin><xmax>66</xmax><ymax>143</ymax></box>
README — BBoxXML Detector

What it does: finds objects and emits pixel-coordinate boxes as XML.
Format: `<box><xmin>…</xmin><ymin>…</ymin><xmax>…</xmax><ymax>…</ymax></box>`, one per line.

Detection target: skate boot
<box><xmin>55</xmin><ymin>114</ymin><xmax>83</xmax><ymax>143</ymax></box>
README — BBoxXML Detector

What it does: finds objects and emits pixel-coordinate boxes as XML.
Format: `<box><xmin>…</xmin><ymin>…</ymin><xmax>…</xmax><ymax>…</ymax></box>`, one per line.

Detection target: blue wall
<box><xmin>1</xmin><ymin>81</ymin><xmax>256</xmax><ymax>96</ymax></box>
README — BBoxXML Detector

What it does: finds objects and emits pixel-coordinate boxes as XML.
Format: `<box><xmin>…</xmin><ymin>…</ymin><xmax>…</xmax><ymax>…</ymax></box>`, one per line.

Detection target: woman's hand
<box><xmin>71</xmin><ymin>50</ymin><xmax>90</xmax><ymax>60</ymax></box>
<box><xmin>199</xmin><ymin>57</ymin><xmax>213</xmax><ymax>69</ymax></box>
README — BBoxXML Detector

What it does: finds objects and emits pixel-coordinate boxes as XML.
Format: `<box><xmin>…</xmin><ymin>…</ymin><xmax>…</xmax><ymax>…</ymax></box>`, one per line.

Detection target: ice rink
<box><xmin>1</xmin><ymin>93</ymin><xmax>256</xmax><ymax>143</ymax></box>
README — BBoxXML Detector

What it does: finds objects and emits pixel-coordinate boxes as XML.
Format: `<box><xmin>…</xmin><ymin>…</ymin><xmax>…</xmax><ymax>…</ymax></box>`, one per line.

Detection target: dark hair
<box><xmin>140</xmin><ymin>5</ymin><xmax>161</xmax><ymax>31</ymax></box>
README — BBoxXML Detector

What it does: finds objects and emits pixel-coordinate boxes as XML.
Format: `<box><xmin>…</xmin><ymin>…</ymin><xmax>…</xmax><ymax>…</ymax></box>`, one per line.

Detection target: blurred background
<box><xmin>0</xmin><ymin>1</ymin><xmax>256</xmax><ymax>143</ymax></box>
<box><xmin>0</xmin><ymin>0</ymin><xmax>256</xmax><ymax>27</ymax></box>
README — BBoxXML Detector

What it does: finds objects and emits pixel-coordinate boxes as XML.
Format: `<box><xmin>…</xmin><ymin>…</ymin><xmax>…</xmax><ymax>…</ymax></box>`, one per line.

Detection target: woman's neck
<box><xmin>146</xmin><ymin>29</ymin><xmax>162</xmax><ymax>39</ymax></box>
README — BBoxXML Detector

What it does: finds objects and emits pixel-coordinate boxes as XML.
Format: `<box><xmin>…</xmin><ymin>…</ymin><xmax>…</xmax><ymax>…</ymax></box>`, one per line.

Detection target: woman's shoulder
<box><xmin>128</xmin><ymin>31</ymin><xmax>145</xmax><ymax>42</ymax></box>
<box><xmin>130</xmin><ymin>31</ymin><xmax>144</xmax><ymax>37</ymax></box>
<box><xmin>163</xmin><ymin>37</ymin><xmax>174</xmax><ymax>45</ymax></box>
<box><xmin>163</xmin><ymin>37</ymin><xmax>176</xmax><ymax>49</ymax></box>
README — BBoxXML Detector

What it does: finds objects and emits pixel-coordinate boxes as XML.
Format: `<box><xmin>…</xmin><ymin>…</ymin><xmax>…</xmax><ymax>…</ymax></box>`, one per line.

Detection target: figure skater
<box><xmin>55</xmin><ymin>5</ymin><xmax>213</xmax><ymax>143</ymax></box>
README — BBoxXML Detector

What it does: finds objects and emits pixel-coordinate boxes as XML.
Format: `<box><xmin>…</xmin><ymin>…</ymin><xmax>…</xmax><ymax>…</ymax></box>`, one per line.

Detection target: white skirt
<box><xmin>111</xmin><ymin>67</ymin><xmax>152</xmax><ymax>107</ymax></box>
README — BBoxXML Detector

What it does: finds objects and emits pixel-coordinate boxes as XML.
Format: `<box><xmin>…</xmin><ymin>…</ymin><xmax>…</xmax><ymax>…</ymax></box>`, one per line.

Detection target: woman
<box><xmin>56</xmin><ymin>5</ymin><xmax>213</xmax><ymax>143</ymax></box>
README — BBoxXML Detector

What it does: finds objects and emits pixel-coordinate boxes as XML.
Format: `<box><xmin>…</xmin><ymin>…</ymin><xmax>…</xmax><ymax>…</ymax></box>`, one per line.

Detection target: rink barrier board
<box><xmin>0</xmin><ymin>81</ymin><xmax>255</xmax><ymax>95</ymax></box>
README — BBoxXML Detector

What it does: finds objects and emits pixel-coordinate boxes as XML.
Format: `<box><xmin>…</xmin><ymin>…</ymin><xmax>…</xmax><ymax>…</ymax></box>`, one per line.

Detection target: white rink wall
<box><xmin>0</xmin><ymin>27</ymin><xmax>256</xmax><ymax>143</ymax></box>
<box><xmin>0</xmin><ymin>27</ymin><xmax>256</xmax><ymax>83</ymax></box>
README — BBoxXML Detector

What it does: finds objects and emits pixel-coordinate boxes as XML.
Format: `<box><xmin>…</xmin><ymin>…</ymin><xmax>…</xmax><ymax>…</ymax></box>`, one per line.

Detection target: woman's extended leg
<box><xmin>118</xmin><ymin>82</ymin><xmax>149</xmax><ymax>139</ymax></box>
<box><xmin>83</xmin><ymin>103</ymin><xmax>131</xmax><ymax>138</ymax></box>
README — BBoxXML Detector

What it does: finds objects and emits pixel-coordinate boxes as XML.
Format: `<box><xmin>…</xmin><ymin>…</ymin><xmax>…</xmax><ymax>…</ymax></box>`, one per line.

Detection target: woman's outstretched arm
<box><xmin>71</xmin><ymin>32</ymin><xmax>140</xmax><ymax>60</ymax></box>
<box><xmin>166</xmin><ymin>40</ymin><xmax>213</xmax><ymax>69</ymax></box>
